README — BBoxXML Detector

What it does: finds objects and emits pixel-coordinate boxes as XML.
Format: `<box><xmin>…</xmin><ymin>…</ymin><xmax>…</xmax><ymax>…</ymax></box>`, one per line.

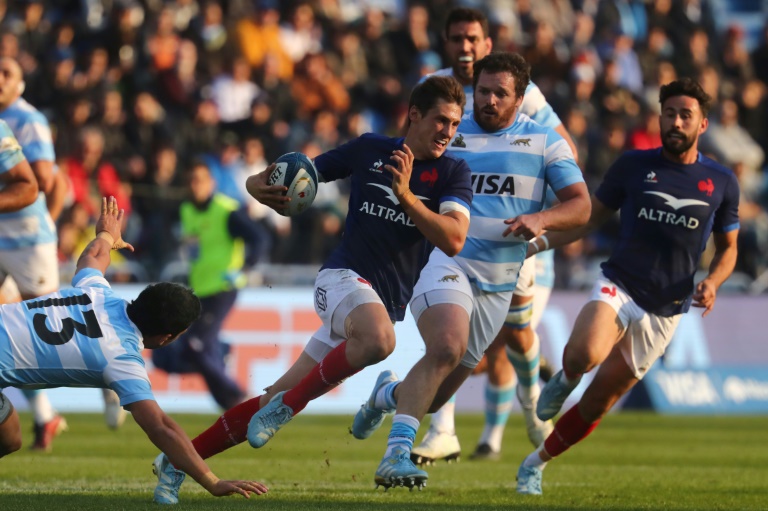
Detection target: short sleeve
<box><xmin>520</xmin><ymin>82</ymin><xmax>562</xmax><ymax>129</ymax></box>
<box><xmin>713</xmin><ymin>171</ymin><xmax>740</xmax><ymax>233</ymax></box>
<box><xmin>72</xmin><ymin>268</ymin><xmax>111</xmax><ymax>289</ymax></box>
<box><xmin>0</xmin><ymin>121</ymin><xmax>25</xmax><ymax>173</ymax></box>
<box><xmin>15</xmin><ymin>112</ymin><xmax>55</xmax><ymax>163</ymax></box>
<box><xmin>543</xmin><ymin>130</ymin><xmax>583</xmax><ymax>192</ymax></box>
<box><xmin>594</xmin><ymin>155</ymin><xmax>628</xmax><ymax>210</ymax></box>
<box><xmin>313</xmin><ymin>138</ymin><xmax>361</xmax><ymax>182</ymax></box>
<box><xmin>438</xmin><ymin>159</ymin><xmax>473</xmax><ymax>219</ymax></box>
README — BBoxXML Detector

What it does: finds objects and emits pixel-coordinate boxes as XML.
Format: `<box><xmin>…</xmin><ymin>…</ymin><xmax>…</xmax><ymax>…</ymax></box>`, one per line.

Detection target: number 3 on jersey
<box><xmin>26</xmin><ymin>293</ymin><xmax>104</xmax><ymax>345</ymax></box>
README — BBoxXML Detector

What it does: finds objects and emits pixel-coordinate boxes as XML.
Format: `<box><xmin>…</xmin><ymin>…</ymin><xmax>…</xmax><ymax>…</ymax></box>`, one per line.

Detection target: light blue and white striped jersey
<box><xmin>426</xmin><ymin>68</ymin><xmax>562</xmax><ymax>129</ymax></box>
<box><xmin>0</xmin><ymin>97</ymin><xmax>57</xmax><ymax>248</ymax></box>
<box><xmin>0</xmin><ymin>268</ymin><xmax>154</xmax><ymax>406</ymax></box>
<box><xmin>0</xmin><ymin>119</ymin><xmax>26</xmax><ymax>172</ymax></box>
<box><xmin>448</xmin><ymin>112</ymin><xmax>583</xmax><ymax>292</ymax></box>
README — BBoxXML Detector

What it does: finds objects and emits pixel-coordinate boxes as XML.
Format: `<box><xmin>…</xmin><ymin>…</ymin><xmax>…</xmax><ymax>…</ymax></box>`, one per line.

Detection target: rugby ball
<box><xmin>268</xmin><ymin>152</ymin><xmax>319</xmax><ymax>217</ymax></box>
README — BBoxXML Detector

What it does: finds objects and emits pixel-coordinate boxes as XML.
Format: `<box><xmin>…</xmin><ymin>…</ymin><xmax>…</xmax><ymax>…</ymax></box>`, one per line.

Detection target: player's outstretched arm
<box><xmin>246</xmin><ymin>163</ymin><xmax>291</xmax><ymax>212</ymax></box>
<box><xmin>75</xmin><ymin>196</ymin><xmax>135</xmax><ymax>275</ymax></box>
<box><xmin>524</xmin><ymin>195</ymin><xmax>615</xmax><ymax>257</ymax></box>
<box><xmin>692</xmin><ymin>229</ymin><xmax>738</xmax><ymax>317</ymax></box>
<box><xmin>127</xmin><ymin>399</ymin><xmax>268</xmax><ymax>498</ymax></box>
<box><xmin>504</xmin><ymin>182</ymin><xmax>591</xmax><ymax>240</ymax></box>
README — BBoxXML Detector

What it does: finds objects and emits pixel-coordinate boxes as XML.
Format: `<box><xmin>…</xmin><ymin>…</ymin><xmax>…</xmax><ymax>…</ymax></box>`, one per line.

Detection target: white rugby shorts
<box><xmin>410</xmin><ymin>248</ymin><xmax>512</xmax><ymax>369</ymax></box>
<box><xmin>0</xmin><ymin>242</ymin><xmax>59</xmax><ymax>297</ymax></box>
<box><xmin>589</xmin><ymin>273</ymin><xmax>682</xmax><ymax>379</ymax></box>
<box><xmin>305</xmin><ymin>268</ymin><xmax>384</xmax><ymax>361</ymax></box>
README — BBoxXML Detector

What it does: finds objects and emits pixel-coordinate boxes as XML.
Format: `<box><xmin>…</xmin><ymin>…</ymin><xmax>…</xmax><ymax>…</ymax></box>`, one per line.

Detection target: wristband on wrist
<box><xmin>96</xmin><ymin>231</ymin><xmax>115</xmax><ymax>246</ymax></box>
<box><xmin>539</xmin><ymin>234</ymin><xmax>550</xmax><ymax>251</ymax></box>
<box><xmin>400</xmin><ymin>191</ymin><xmax>418</xmax><ymax>208</ymax></box>
<box><xmin>199</xmin><ymin>471</ymin><xmax>220</xmax><ymax>491</ymax></box>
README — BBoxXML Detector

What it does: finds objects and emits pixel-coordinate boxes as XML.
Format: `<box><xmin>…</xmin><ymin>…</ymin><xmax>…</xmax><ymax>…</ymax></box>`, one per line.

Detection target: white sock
<box><xmin>522</xmin><ymin>445</ymin><xmax>549</xmax><ymax>470</ymax></box>
<box><xmin>428</xmin><ymin>395</ymin><xmax>456</xmax><ymax>434</ymax></box>
<box><xmin>22</xmin><ymin>389</ymin><xmax>56</xmax><ymax>424</ymax></box>
<box><xmin>373</xmin><ymin>381</ymin><xmax>399</xmax><ymax>410</ymax></box>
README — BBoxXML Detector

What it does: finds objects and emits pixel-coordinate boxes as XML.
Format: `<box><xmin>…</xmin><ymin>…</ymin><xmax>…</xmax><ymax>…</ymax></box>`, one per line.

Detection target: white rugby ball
<box><xmin>268</xmin><ymin>152</ymin><xmax>319</xmax><ymax>217</ymax></box>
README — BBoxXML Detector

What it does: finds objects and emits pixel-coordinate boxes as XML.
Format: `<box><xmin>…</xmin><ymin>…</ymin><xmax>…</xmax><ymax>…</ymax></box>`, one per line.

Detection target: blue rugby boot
<box><xmin>350</xmin><ymin>370</ymin><xmax>399</xmax><ymax>440</ymax></box>
<box><xmin>516</xmin><ymin>464</ymin><xmax>543</xmax><ymax>495</ymax></box>
<box><xmin>374</xmin><ymin>446</ymin><xmax>428</xmax><ymax>491</ymax></box>
<box><xmin>536</xmin><ymin>370</ymin><xmax>581</xmax><ymax>421</ymax></box>
<box><xmin>153</xmin><ymin>453</ymin><xmax>185</xmax><ymax>504</ymax></box>
<box><xmin>247</xmin><ymin>391</ymin><xmax>294</xmax><ymax>448</ymax></box>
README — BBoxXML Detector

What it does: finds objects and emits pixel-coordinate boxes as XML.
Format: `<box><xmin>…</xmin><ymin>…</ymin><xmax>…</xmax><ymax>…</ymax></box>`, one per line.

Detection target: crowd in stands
<box><xmin>2</xmin><ymin>0</ymin><xmax>767</xmax><ymax>287</ymax></box>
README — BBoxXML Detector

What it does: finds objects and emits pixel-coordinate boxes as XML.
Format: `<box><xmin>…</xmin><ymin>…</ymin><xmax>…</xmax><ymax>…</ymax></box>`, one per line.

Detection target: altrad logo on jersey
<box><xmin>639</xmin><ymin>191</ymin><xmax>710</xmax><ymax>230</ymax></box>
<box><xmin>360</xmin><ymin>183</ymin><xmax>430</xmax><ymax>226</ymax></box>
<box><xmin>470</xmin><ymin>173</ymin><xmax>516</xmax><ymax>196</ymax></box>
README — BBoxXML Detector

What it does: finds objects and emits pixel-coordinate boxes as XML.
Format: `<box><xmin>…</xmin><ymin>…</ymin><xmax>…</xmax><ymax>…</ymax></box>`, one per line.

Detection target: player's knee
<box><xmin>360</xmin><ymin>328</ymin><xmax>396</xmax><ymax>364</ymax></box>
<box><xmin>564</xmin><ymin>342</ymin><xmax>602</xmax><ymax>374</ymax></box>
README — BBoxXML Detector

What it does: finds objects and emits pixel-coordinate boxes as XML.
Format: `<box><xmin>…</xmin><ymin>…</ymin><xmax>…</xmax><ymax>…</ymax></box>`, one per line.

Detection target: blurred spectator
<box><xmin>202</xmin><ymin>131</ymin><xmax>244</xmax><ymax>203</ymax></box>
<box><xmin>594</xmin><ymin>0</ymin><xmax>647</xmax><ymax>43</ymax></box>
<box><xmin>700</xmin><ymin>98</ymin><xmax>765</xmax><ymax>181</ymax></box>
<box><xmin>155</xmin><ymin>39</ymin><xmax>201</xmax><ymax>117</ymax></box>
<box><xmin>146</xmin><ymin>6</ymin><xmax>182</xmax><ymax>74</ymax></box>
<box><xmin>388</xmin><ymin>3</ymin><xmax>435</xmax><ymax>77</ymax></box>
<box><xmin>522</xmin><ymin>20</ymin><xmax>570</xmax><ymax>97</ymax></box>
<box><xmin>98</xmin><ymin>90</ymin><xmax>133</xmax><ymax>170</ymax></box>
<box><xmin>55</xmin><ymin>96</ymin><xmax>95</xmax><ymax>159</ymax></box>
<box><xmin>627</xmin><ymin>107</ymin><xmax>662</xmax><ymax>150</ymax></box>
<box><xmin>326</xmin><ymin>27</ymin><xmax>369</xmax><ymax>92</ymax></box>
<box><xmin>592</xmin><ymin>58</ymin><xmax>641</xmax><ymax>121</ymax></box>
<box><xmin>187</xmin><ymin>1</ymin><xmax>232</xmax><ymax>79</ymax></box>
<box><xmin>586</xmin><ymin>115</ymin><xmax>627</xmax><ymax>190</ymax></box>
<box><xmin>674</xmin><ymin>27</ymin><xmax>713</xmax><ymax>79</ymax></box>
<box><xmin>210</xmin><ymin>56</ymin><xmax>260</xmax><ymax>126</ymax></box>
<box><xmin>721</xmin><ymin>25</ymin><xmax>754</xmax><ymax>85</ymax></box>
<box><xmin>132</xmin><ymin>144</ymin><xmax>185</xmax><ymax>279</ymax></box>
<box><xmin>235</xmin><ymin>0</ymin><xmax>293</xmax><ymax>80</ymax></box>
<box><xmin>642</xmin><ymin>60</ymin><xmax>677</xmax><ymax>112</ymax></box>
<box><xmin>177</xmin><ymin>98</ymin><xmax>220</xmax><ymax>162</ymax></box>
<box><xmin>279</xmin><ymin>1</ymin><xmax>323</xmax><ymax>63</ymax></box>
<box><xmin>563</xmin><ymin>107</ymin><xmax>590</xmax><ymax>173</ymax></box>
<box><xmin>637</xmin><ymin>26</ymin><xmax>674</xmax><ymax>85</ymax></box>
<box><xmin>751</xmin><ymin>22</ymin><xmax>768</xmax><ymax>85</ymax></box>
<box><xmin>360</xmin><ymin>8</ymin><xmax>402</xmax><ymax>128</ymax></box>
<box><xmin>290</xmin><ymin>52</ymin><xmax>350</xmax><ymax>121</ymax></box>
<box><xmin>738</xmin><ymin>79</ymin><xmax>768</xmax><ymax>156</ymax></box>
<box><xmin>65</xmin><ymin>127</ymin><xmax>132</xmax><ymax>220</ymax></box>
<box><xmin>125</xmin><ymin>91</ymin><xmax>174</xmax><ymax>167</ymax></box>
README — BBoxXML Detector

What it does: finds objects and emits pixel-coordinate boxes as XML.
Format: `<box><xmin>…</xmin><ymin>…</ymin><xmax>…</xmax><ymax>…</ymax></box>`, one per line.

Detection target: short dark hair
<box><xmin>445</xmin><ymin>7</ymin><xmax>489</xmax><ymax>39</ymax></box>
<box><xmin>126</xmin><ymin>282</ymin><xmax>201</xmax><ymax>338</ymax></box>
<box><xmin>409</xmin><ymin>75</ymin><xmax>466</xmax><ymax>116</ymax></box>
<box><xmin>659</xmin><ymin>78</ymin><xmax>712</xmax><ymax>117</ymax></box>
<box><xmin>473</xmin><ymin>52</ymin><xmax>530</xmax><ymax>98</ymax></box>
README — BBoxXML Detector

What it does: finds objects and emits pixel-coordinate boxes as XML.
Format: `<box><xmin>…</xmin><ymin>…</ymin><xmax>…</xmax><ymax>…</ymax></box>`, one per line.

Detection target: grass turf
<box><xmin>0</xmin><ymin>412</ymin><xmax>765</xmax><ymax>510</ymax></box>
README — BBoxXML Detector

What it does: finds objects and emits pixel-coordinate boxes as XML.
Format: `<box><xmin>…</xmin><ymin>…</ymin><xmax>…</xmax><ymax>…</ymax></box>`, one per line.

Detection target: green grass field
<box><xmin>0</xmin><ymin>412</ymin><xmax>765</xmax><ymax>511</ymax></box>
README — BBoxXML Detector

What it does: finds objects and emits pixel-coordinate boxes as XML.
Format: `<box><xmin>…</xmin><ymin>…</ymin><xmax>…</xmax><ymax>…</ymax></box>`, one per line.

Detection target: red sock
<box><xmin>543</xmin><ymin>404</ymin><xmax>600</xmax><ymax>458</ymax></box>
<box><xmin>282</xmin><ymin>341</ymin><xmax>361</xmax><ymax>414</ymax></box>
<box><xmin>192</xmin><ymin>396</ymin><xmax>264</xmax><ymax>459</ymax></box>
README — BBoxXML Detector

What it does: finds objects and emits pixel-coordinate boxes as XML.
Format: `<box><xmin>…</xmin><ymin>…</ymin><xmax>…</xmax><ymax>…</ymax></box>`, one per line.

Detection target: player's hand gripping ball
<box><xmin>267</xmin><ymin>152</ymin><xmax>319</xmax><ymax>216</ymax></box>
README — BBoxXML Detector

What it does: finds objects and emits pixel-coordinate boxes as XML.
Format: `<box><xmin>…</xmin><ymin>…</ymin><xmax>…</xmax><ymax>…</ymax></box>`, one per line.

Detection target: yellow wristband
<box><xmin>199</xmin><ymin>471</ymin><xmax>220</xmax><ymax>491</ymax></box>
<box><xmin>400</xmin><ymin>191</ymin><xmax>418</xmax><ymax>209</ymax></box>
<box><xmin>96</xmin><ymin>231</ymin><xmax>115</xmax><ymax>246</ymax></box>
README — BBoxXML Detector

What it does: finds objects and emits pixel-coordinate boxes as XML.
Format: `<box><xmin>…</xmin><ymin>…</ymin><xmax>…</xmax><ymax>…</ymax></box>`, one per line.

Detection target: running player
<box><xmin>350</xmin><ymin>52</ymin><xmax>590</xmax><ymax>489</ymax></box>
<box><xmin>412</xmin><ymin>7</ymin><xmax>574</xmax><ymax>464</ymax></box>
<box><xmin>152</xmin><ymin>75</ymin><xmax>473</xmax><ymax>503</ymax></box>
<box><xmin>516</xmin><ymin>78</ymin><xmax>739</xmax><ymax>495</ymax></box>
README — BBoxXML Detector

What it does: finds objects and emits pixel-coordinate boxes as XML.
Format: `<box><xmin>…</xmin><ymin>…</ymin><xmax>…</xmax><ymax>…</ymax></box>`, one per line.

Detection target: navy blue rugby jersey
<box><xmin>596</xmin><ymin>149</ymin><xmax>740</xmax><ymax>316</ymax></box>
<box><xmin>316</xmin><ymin>133</ymin><xmax>473</xmax><ymax>321</ymax></box>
